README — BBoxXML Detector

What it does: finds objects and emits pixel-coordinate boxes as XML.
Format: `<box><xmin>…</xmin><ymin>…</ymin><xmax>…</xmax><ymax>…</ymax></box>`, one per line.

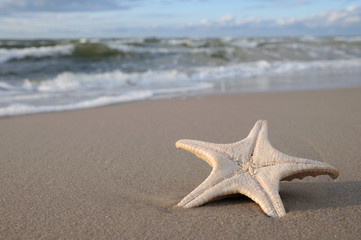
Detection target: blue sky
<box><xmin>0</xmin><ymin>0</ymin><xmax>360</xmax><ymax>38</ymax></box>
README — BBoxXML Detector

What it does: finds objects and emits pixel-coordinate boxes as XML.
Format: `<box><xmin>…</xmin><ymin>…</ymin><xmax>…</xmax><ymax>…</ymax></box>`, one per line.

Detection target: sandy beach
<box><xmin>1</xmin><ymin>87</ymin><xmax>360</xmax><ymax>239</ymax></box>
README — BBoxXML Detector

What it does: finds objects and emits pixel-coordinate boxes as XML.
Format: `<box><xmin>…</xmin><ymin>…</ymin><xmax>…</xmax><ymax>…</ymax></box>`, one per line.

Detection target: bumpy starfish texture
<box><xmin>176</xmin><ymin>120</ymin><xmax>339</xmax><ymax>217</ymax></box>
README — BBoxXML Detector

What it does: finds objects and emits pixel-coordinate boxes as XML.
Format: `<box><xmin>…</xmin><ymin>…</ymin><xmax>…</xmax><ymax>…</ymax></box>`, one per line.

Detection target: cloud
<box><xmin>274</xmin><ymin>4</ymin><xmax>361</xmax><ymax>28</ymax></box>
<box><xmin>175</xmin><ymin>4</ymin><xmax>361</xmax><ymax>37</ymax></box>
<box><xmin>0</xmin><ymin>0</ymin><xmax>133</xmax><ymax>12</ymax></box>
<box><xmin>200</xmin><ymin>19</ymin><xmax>209</xmax><ymax>25</ymax></box>
<box><xmin>187</xmin><ymin>5</ymin><xmax>361</xmax><ymax>30</ymax></box>
<box><xmin>219</xmin><ymin>14</ymin><xmax>234</xmax><ymax>24</ymax></box>
<box><xmin>0</xmin><ymin>2</ymin><xmax>360</xmax><ymax>38</ymax></box>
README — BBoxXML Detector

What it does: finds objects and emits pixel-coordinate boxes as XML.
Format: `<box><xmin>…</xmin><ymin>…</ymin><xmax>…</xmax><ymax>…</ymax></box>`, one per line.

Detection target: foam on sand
<box><xmin>0</xmin><ymin>91</ymin><xmax>153</xmax><ymax>117</ymax></box>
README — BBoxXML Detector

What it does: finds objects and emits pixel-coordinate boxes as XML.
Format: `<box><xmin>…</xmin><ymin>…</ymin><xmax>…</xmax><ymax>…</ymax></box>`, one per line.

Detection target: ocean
<box><xmin>1</xmin><ymin>36</ymin><xmax>361</xmax><ymax>117</ymax></box>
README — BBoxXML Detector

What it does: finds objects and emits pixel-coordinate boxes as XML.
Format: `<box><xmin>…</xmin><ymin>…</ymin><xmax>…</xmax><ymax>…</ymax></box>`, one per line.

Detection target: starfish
<box><xmin>176</xmin><ymin>120</ymin><xmax>339</xmax><ymax>217</ymax></box>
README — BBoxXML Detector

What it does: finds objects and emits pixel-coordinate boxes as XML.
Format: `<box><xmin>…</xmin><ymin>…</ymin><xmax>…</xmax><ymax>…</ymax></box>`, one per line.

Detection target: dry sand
<box><xmin>1</xmin><ymin>87</ymin><xmax>361</xmax><ymax>239</ymax></box>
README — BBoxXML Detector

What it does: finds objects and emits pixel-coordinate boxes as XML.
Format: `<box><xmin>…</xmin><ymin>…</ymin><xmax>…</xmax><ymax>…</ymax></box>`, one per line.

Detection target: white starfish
<box><xmin>176</xmin><ymin>120</ymin><xmax>339</xmax><ymax>217</ymax></box>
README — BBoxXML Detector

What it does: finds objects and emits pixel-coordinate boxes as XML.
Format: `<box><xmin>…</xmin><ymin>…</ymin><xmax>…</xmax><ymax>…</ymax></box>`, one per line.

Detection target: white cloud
<box><xmin>275</xmin><ymin>18</ymin><xmax>295</xmax><ymax>26</ymax></box>
<box><xmin>178</xmin><ymin>4</ymin><xmax>361</xmax><ymax>37</ymax></box>
<box><xmin>219</xmin><ymin>14</ymin><xmax>234</xmax><ymax>23</ymax></box>
<box><xmin>235</xmin><ymin>18</ymin><xmax>261</xmax><ymax>26</ymax></box>
<box><xmin>326</xmin><ymin>11</ymin><xmax>347</xmax><ymax>24</ymax></box>
<box><xmin>190</xmin><ymin>5</ymin><xmax>360</xmax><ymax>30</ymax></box>
<box><xmin>346</xmin><ymin>5</ymin><xmax>358</xmax><ymax>12</ymax></box>
<box><xmin>0</xmin><ymin>2</ymin><xmax>360</xmax><ymax>38</ymax></box>
<box><xmin>271</xmin><ymin>5</ymin><xmax>361</xmax><ymax>28</ymax></box>
<box><xmin>344</xmin><ymin>16</ymin><xmax>360</xmax><ymax>24</ymax></box>
<box><xmin>200</xmin><ymin>19</ymin><xmax>209</xmax><ymax>25</ymax></box>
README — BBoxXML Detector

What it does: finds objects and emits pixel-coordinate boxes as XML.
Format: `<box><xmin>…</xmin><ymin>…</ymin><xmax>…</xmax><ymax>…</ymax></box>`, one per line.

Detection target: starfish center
<box><xmin>235</xmin><ymin>158</ymin><xmax>256</xmax><ymax>175</ymax></box>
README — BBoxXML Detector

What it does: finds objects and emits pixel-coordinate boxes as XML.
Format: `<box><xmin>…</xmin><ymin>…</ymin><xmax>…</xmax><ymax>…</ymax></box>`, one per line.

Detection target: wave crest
<box><xmin>0</xmin><ymin>44</ymin><xmax>73</xmax><ymax>63</ymax></box>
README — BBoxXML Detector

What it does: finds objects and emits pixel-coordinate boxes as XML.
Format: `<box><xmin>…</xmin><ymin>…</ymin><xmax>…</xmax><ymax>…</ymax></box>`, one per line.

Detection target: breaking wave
<box><xmin>4</xmin><ymin>58</ymin><xmax>358</xmax><ymax>94</ymax></box>
<box><xmin>0</xmin><ymin>44</ymin><xmax>73</xmax><ymax>63</ymax></box>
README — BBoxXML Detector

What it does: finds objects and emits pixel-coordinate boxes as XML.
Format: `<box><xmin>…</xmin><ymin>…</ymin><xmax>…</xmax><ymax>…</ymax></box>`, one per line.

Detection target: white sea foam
<box><xmin>5</xmin><ymin>57</ymin><xmax>361</xmax><ymax>95</ymax></box>
<box><xmin>152</xmin><ymin>82</ymin><xmax>213</xmax><ymax>95</ymax></box>
<box><xmin>194</xmin><ymin>58</ymin><xmax>361</xmax><ymax>80</ymax></box>
<box><xmin>1</xmin><ymin>57</ymin><xmax>361</xmax><ymax>117</ymax></box>
<box><xmin>0</xmin><ymin>91</ymin><xmax>153</xmax><ymax>117</ymax></box>
<box><xmin>36</xmin><ymin>70</ymin><xmax>130</xmax><ymax>92</ymax></box>
<box><xmin>0</xmin><ymin>44</ymin><xmax>73</xmax><ymax>63</ymax></box>
<box><xmin>0</xmin><ymin>81</ymin><xmax>16</xmax><ymax>90</ymax></box>
<box><xmin>0</xmin><ymin>68</ymin><xmax>216</xmax><ymax>117</ymax></box>
<box><xmin>34</xmin><ymin>69</ymin><xmax>192</xmax><ymax>93</ymax></box>
<box><xmin>0</xmin><ymin>82</ymin><xmax>216</xmax><ymax>117</ymax></box>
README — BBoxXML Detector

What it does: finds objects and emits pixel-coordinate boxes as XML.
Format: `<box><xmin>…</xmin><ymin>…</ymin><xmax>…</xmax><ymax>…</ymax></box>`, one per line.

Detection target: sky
<box><xmin>0</xmin><ymin>0</ymin><xmax>360</xmax><ymax>38</ymax></box>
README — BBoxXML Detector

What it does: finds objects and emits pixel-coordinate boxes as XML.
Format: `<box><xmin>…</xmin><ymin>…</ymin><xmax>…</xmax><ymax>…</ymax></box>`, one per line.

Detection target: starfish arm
<box><xmin>260</xmin><ymin>161</ymin><xmax>339</xmax><ymax>182</ymax></box>
<box><xmin>253</xmin><ymin>168</ymin><xmax>286</xmax><ymax>217</ymax></box>
<box><xmin>280</xmin><ymin>157</ymin><xmax>339</xmax><ymax>180</ymax></box>
<box><xmin>177</xmin><ymin>160</ymin><xmax>239</xmax><ymax>207</ymax></box>
<box><xmin>181</xmin><ymin>174</ymin><xmax>239</xmax><ymax>208</ymax></box>
<box><xmin>254</xmin><ymin>162</ymin><xmax>340</xmax><ymax>217</ymax></box>
<box><xmin>183</xmin><ymin>173</ymin><xmax>281</xmax><ymax>218</ymax></box>
<box><xmin>246</xmin><ymin>119</ymin><xmax>264</xmax><ymax>139</ymax></box>
<box><xmin>235</xmin><ymin>173</ymin><xmax>281</xmax><ymax>217</ymax></box>
<box><xmin>176</xmin><ymin>139</ymin><xmax>225</xmax><ymax>167</ymax></box>
<box><xmin>253</xmin><ymin>121</ymin><xmax>339</xmax><ymax>180</ymax></box>
<box><xmin>221</xmin><ymin>120</ymin><xmax>264</xmax><ymax>159</ymax></box>
<box><xmin>176</xmin><ymin>121</ymin><xmax>264</xmax><ymax>165</ymax></box>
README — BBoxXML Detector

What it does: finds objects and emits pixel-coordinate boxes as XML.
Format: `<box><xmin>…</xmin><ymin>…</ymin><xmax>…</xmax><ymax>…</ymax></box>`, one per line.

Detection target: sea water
<box><xmin>1</xmin><ymin>36</ymin><xmax>361</xmax><ymax>117</ymax></box>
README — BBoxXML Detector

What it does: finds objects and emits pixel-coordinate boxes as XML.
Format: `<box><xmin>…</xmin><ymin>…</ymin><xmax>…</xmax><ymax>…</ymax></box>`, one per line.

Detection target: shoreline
<box><xmin>1</xmin><ymin>87</ymin><xmax>361</xmax><ymax>239</ymax></box>
<box><xmin>1</xmin><ymin>63</ymin><xmax>361</xmax><ymax>118</ymax></box>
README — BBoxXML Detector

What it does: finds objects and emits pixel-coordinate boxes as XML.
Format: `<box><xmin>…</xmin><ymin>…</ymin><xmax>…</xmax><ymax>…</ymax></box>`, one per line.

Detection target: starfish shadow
<box><xmin>280</xmin><ymin>181</ymin><xmax>361</xmax><ymax>212</ymax></box>
<box><xmin>200</xmin><ymin>194</ymin><xmax>254</xmax><ymax>207</ymax></box>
